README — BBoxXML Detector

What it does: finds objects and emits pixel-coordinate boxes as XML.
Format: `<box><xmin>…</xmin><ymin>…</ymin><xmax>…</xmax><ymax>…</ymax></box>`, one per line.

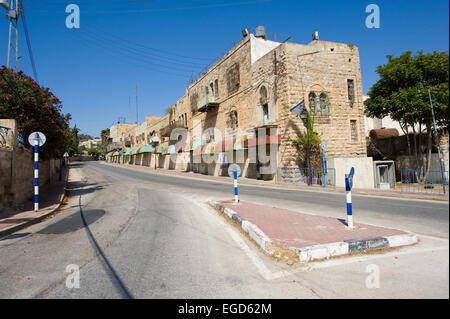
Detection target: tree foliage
<box><xmin>0</xmin><ymin>67</ymin><xmax>71</xmax><ymax>159</ymax></box>
<box><xmin>365</xmin><ymin>51</ymin><xmax>449</xmax><ymax>132</ymax></box>
<box><xmin>365</xmin><ymin>51</ymin><xmax>449</xmax><ymax>173</ymax></box>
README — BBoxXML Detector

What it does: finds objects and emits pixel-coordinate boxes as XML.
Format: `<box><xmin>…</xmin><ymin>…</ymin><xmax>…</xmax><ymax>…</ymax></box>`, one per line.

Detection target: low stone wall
<box><xmin>0</xmin><ymin>119</ymin><xmax>63</xmax><ymax>212</ymax></box>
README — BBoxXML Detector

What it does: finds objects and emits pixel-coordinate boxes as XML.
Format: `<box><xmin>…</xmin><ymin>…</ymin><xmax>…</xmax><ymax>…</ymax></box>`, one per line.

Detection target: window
<box><xmin>227</xmin><ymin>110</ymin><xmax>238</xmax><ymax>129</ymax></box>
<box><xmin>190</xmin><ymin>93</ymin><xmax>198</xmax><ymax>113</ymax></box>
<box><xmin>350</xmin><ymin>120</ymin><xmax>358</xmax><ymax>141</ymax></box>
<box><xmin>214</xmin><ymin>79</ymin><xmax>219</xmax><ymax>98</ymax></box>
<box><xmin>347</xmin><ymin>79</ymin><xmax>355</xmax><ymax>107</ymax></box>
<box><xmin>210</xmin><ymin>83</ymin><xmax>214</xmax><ymax>98</ymax></box>
<box><xmin>309</xmin><ymin>92</ymin><xmax>318</xmax><ymax>114</ymax></box>
<box><xmin>319</xmin><ymin>93</ymin><xmax>328</xmax><ymax>116</ymax></box>
<box><xmin>227</xmin><ymin>63</ymin><xmax>240</xmax><ymax>95</ymax></box>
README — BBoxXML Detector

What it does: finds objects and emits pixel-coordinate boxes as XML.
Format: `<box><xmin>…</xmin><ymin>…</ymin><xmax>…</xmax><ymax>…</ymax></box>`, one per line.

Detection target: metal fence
<box><xmin>400</xmin><ymin>170</ymin><xmax>449</xmax><ymax>195</ymax></box>
<box><xmin>0</xmin><ymin>126</ymin><xmax>10</xmax><ymax>147</ymax></box>
<box><xmin>276</xmin><ymin>167</ymin><xmax>336</xmax><ymax>189</ymax></box>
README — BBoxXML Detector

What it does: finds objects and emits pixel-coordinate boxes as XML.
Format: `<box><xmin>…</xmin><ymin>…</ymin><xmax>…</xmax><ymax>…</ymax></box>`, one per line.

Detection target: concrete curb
<box><xmin>103</xmin><ymin>162</ymin><xmax>448</xmax><ymax>202</ymax></box>
<box><xmin>297</xmin><ymin>233</ymin><xmax>418</xmax><ymax>262</ymax></box>
<box><xmin>210</xmin><ymin>201</ymin><xmax>272</xmax><ymax>253</ymax></box>
<box><xmin>210</xmin><ymin>200</ymin><xmax>418</xmax><ymax>263</ymax></box>
<box><xmin>0</xmin><ymin>167</ymin><xmax>70</xmax><ymax>239</ymax></box>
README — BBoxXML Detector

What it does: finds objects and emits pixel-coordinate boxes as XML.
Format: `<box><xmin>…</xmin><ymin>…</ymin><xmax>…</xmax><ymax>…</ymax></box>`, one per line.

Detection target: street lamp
<box><xmin>0</xmin><ymin>0</ymin><xmax>9</xmax><ymax>10</ymax></box>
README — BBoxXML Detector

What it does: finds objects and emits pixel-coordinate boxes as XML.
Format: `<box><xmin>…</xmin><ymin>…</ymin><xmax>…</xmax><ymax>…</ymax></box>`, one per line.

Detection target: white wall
<box><xmin>327</xmin><ymin>157</ymin><xmax>375</xmax><ymax>189</ymax></box>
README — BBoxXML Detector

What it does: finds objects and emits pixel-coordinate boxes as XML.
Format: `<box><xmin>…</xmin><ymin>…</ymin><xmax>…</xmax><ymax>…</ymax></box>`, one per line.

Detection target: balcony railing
<box><xmin>107</xmin><ymin>142</ymin><xmax>124</xmax><ymax>152</ymax></box>
<box><xmin>160</xmin><ymin>120</ymin><xmax>187</xmax><ymax>137</ymax></box>
<box><xmin>197</xmin><ymin>93</ymin><xmax>219</xmax><ymax>112</ymax></box>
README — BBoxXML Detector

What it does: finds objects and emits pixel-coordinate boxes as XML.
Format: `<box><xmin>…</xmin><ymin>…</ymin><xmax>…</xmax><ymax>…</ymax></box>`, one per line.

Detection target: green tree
<box><xmin>0</xmin><ymin>67</ymin><xmax>71</xmax><ymax>159</ymax></box>
<box><xmin>67</xmin><ymin>125</ymin><xmax>80</xmax><ymax>156</ymax></box>
<box><xmin>364</xmin><ymin>51</ymin><xmax>449</xmax><ymax>174</ymax></box>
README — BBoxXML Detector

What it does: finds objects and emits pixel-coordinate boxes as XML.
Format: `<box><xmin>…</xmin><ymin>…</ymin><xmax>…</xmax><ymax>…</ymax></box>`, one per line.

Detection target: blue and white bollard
<box><xmin>345</xmin><ymin>175</ymin><xmax>353</xmax><ymax>229</ymax></box>
<box><xmin>233</xmin><ymin>171</ymin><xmax>239</xmax><ymax>204</ymax></box>
<box><xmin>34</xmin><ymin>142</ymin><xmax>39</xmax><ymax>211</ymax></box>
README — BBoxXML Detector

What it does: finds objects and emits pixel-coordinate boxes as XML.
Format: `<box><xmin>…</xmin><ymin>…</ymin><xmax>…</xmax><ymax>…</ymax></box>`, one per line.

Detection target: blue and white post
<box><xmin>34</xmin><ymin>142</ymin><xmax>39</xmax><ymax>211</ymax></box>
<box><xmin>233</xmin><ymin>171</ymin><xmax>239</xmax><ymax>204</ymax></box>
<box><xmin>345</xmin><ymin>167</ymin><xmax>355</xmax><ymax>229</ymax></box>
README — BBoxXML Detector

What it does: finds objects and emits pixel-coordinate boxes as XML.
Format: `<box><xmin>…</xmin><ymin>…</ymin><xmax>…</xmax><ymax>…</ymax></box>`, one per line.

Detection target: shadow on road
<box><xmin>77</xmin><ymin>196</ymin><xmax>134</xmax><ymax>299</ymax></box>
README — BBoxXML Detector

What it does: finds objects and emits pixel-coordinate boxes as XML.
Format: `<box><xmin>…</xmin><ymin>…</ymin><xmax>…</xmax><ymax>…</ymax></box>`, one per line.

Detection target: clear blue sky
<box><xmin>1</xmin><ymin>0</ymin><xmax>448</xmax><ymax>137</ymax></box>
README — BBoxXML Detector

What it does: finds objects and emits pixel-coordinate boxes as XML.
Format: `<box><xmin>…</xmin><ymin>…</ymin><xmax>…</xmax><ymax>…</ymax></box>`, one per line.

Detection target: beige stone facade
<box><xmin>107</xmin><ymin>32</ymin><xmax>370</xmax><ymax>185</ymax></box>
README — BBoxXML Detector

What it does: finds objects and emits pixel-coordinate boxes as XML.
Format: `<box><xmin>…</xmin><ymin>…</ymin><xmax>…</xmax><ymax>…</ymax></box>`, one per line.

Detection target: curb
<box><xmin>296</xmin><ymin>233</ymin><xmax>418</xmax><ymax>262</ymax></box>
<box><xmin>210</xmin><ymin>201</ymin><xmax>272</xmax><ymax>253</ymax></box>
<box><xmin>104</xmin><ymin>162</ymin><xmax>448</xmax><ymax>202</ymax></box>
<box><xmin>0</xmin><ymin>167</ymin><xmax>70</xmax><ymax>239</ymax></box>
<box><xmin>210</xmin><ymin>200</ymin><xmax>418</xmax><ymax>263</ymax></box>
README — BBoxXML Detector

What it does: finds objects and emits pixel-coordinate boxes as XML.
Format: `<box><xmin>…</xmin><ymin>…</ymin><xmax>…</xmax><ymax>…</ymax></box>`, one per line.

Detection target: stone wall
<box><xmin>0</xmin><ymin>119</ymin><xmax>62</xmax><ymax>212</ymax></box>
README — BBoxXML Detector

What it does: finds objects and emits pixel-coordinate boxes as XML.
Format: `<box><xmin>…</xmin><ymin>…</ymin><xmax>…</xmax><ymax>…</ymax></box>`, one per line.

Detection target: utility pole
<box><xmin>4</xmin><ymin>0</ymin><xmax>20</xmax><ymax>70</ymax></box>
<box><xmin>136</xmin><ymin>82</ymin><xmax>139</xmax><ymax>124</ymax></box>
<box><xmin>428</xmin><ymin>87</ymin><xmax>447</xmax><ymax>192</ymax></box>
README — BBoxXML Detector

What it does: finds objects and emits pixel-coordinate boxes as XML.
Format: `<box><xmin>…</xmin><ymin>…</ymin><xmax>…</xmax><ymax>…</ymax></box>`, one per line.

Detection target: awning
<box><xmin>168</xmin><ymin>145</ymin><xmax>176</xmax><ymax>154</ymax></box>
<box><xmin>113</xmin><ymin>151</ymin><xmax>119</xmax><ymax>156</ymax></box>
<box><xmin>203</xmin><ymin>143</ymin><xmax>215</xmax><ymax>154</ymax></box>
<box><xmin>124</xmin><ymin>147</ymin><xmax>131</xmax><ymax>155</ymax></box>
<box><xmin>191</xmin><ymin>139</ymin><xmax>205</xmax><ymax>151</ymax></box>
<box><xmin>176</xmin><ymin>145</ymin><xmax>184</xmax><ymax>153</ymax></box>
<box><xmin>139</xmin><ymin>145</ymin><xmax>153</xmax><ymax>153</ymax></box>
<box><xmin>131</xmin><ymin>147</ymin><xmax>140</xmax><ymax>155</ymax></box>
<box><xmin>248</xmin><ymin>135</ymin><xmax>281</xmax><ymax>147</ymax></box>
<box><xmin>157</xmin><ymin>143</ymin><xmax>168</xmax><ymax>154</ymax></box>
<box><xmin>234</xmin><ymin>135</ymin><xmax>248</xmax><ymax>150</ymax></box>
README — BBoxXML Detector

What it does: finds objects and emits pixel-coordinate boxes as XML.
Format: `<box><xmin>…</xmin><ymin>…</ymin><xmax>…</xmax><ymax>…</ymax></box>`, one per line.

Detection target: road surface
<box><xmin>0</xmin><ymin>161</ymin><xmax>448</xmax><ymax>298</ymax></box>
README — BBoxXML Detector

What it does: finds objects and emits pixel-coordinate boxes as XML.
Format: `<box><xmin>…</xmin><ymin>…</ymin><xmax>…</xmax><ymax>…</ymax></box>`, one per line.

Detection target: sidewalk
<box><xmin>103</xmin><ymin>162</ymin><xmax>449</xmax><ymax>201</ymax></box>
<box><xmin>0</xmin><ymin>166</ymin><xmax>69</xmax><ymax>238</ymax></box>
<box><xmin>212</xmin><ymin>200</ymin><xmax>418</xmax><ymax>262</ymax></box>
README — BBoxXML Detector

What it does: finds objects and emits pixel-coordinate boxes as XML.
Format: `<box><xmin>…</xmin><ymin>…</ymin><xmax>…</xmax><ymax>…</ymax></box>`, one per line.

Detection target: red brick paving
<box><xmin>219</xmin><ymin>200</ymin><xmax>406</xmax><ymax>249</ymax></box>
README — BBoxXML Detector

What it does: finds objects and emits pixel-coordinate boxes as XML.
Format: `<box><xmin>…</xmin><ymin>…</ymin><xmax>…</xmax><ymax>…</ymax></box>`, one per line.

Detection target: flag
<box><xmin>289</xmin><ymin>100</ymin><xmax>307</xmax><ymax>117</ymax></box>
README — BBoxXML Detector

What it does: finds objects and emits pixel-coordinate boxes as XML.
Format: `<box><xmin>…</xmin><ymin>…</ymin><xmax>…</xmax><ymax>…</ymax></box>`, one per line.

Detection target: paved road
<box><xmin>0</xmin><ymin>162</ymin><xmax>448</xmax><ymax>299</ymax></box>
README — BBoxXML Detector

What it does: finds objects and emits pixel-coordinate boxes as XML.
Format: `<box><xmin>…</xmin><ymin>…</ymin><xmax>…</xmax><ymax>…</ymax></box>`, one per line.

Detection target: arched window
<box><xmin>227</xmin><ymin>110</ymin><xmax>238</xmax><ymax>129</ymax></box>
<box><xmin>309</xmin><ymin>92</ymin><xmax>318</xmax><ymax>114</ymax></box>
<box><xmin>319</xmin><ymin>93</ymin><xmax>328</xmax><ymax>116</ymax></box>
<box><xmin>260</xmin><ymin>86</ymin><xmax>269</xmax><ymax>125</ymax></box>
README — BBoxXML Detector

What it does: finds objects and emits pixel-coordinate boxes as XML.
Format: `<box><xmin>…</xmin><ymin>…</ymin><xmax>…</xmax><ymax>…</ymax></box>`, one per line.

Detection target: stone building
<box><xmin>107</xmin><ymin>28</ymin><xmax>374</xmax><ymax>188</ymax></box>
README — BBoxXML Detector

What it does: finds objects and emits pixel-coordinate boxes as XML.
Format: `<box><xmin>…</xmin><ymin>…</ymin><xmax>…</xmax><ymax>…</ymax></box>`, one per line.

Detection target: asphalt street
<box><xmin>0</xmin><ymin>161</ymin><xmax>448</xmax><ymax>298</ymax></box>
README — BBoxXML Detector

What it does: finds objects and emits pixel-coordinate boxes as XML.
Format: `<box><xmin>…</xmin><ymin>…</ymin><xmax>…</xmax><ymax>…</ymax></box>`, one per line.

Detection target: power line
<box><xmin>81</xmin><ymin>24</ymin><xmax>207</xmax><ymax>68</ymax></box>
<box><xmin>20</xmin><ymin>1</ymin><xmax>39</xmax><ymax>84</ymax></box>
<box><xmin>82</xmin><ymin>22</ymin><xmax>210</xmax><ymax>62</ymax></box>
<box><xmin>63</xmin><ymin>29</ymin><xmax>191</xmax><ymax>78</ymax></box>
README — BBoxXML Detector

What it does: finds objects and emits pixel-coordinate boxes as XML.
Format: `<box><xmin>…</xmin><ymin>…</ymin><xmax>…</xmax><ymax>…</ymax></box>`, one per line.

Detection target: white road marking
<box><xmin>225</xmin><ymin>227</ymin><xmax>292</xmax><ymax>281</ymax></box>
<box><xmin>306</xmin><ymin>245</ymin><xmax>449</xmax><ymax>270</ymax></box>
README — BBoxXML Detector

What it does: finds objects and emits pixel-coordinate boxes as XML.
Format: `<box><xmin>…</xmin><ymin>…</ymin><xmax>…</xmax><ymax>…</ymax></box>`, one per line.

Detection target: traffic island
<box><xmin>210</xmin><ymin>200</ymin><xmax>418</xmax><ymax>263</ymax></box>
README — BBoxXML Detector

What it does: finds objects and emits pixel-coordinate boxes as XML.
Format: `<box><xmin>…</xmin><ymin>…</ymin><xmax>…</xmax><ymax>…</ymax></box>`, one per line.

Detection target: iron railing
<box><xmin>0</xmin><ymin>126</ymin><xmax>10</xmax><ymax>147</ymax></box>
<box><xmin>400</xmin><ymin>170</ymin><xmax>449</xmax><ymax>195</ymax></box>
<box><xmin>276</xmin><ymin>167</ymin><xmax>336</xmax><ymax>189</ymax></box>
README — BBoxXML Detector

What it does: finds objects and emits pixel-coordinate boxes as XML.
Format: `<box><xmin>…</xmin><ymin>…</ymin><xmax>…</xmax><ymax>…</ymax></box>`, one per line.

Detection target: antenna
<box><xmin>136</xmin><ymin>82</ymin><xmax>138</xmax><ymax>124</ymax></box>
<box><xmin>128</xmin><ymin>96</ymin><xmax>131</xmax><ymax>124</ymax></box>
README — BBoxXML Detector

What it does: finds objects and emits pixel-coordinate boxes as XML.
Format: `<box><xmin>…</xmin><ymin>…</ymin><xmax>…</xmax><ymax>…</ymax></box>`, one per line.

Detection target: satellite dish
<box><xmin>28</xmin><ymin>132</ymin><xmax>46</xmax><ymax>147</ymax></box>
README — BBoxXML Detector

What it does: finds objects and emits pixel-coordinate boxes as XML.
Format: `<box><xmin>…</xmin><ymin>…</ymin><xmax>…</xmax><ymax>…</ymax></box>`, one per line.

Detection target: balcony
<box><xmin>160</xmin><ymin>120</ymin><xmax>188</xmax><ymax>137</ymax></box>
<box><xmin>107</xmin><ymin>142</ymin><xmax>124</xmax><ymax>152</ymax></box>
<box><xmin>197</xmin><ymin>93</ymin><xmax>219</xmax><ymax>112</ymax></box>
